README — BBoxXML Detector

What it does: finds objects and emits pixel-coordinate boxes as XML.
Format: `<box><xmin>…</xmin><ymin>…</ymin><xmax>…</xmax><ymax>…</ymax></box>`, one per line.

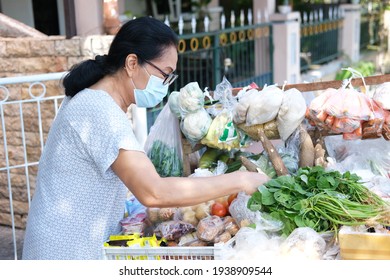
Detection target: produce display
<box><xmin>106</xmin><ymin>73</ymin><xmax>390</xmax><ymax>260</ymax></box>
<box><xmin>113</xmin><ymin>194</ymin><xmax>240</xmax><ymax>249</ymax></box>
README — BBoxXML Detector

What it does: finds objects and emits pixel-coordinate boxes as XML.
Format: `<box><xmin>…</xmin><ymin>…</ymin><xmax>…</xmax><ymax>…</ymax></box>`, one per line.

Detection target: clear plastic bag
<box><xmin>177</xmin><ymin>82</ymin><xmax>205</xmax><ymax>117</ymax></box>
<box><xmin>119</xmin><ymin>214</ymin><xmax>148</xmax><ymax>235</ymax></box>
<box><xmin>144</xmin><ymin>104</ymin><xmax>183</xmax><ymax>177</ymax></box>
<box><xmin>325</xmin><ymin>135</ymin><xmax>390</xmax><ymax>179</ymax></box>
<box><xmin>154</xmin><ymin>220</ymin><xmax>196</xmax><ymax>241</ymax></box>
<box><xmin>245</xmin><ymin>85</ymin><xmax>284</xmax><ymax>126</ymax></box>
<box><xmin>219</xmin><ymin>227</ymin><xmax>282</xmax><ymax>260</ymax></box>
<box><xmin>190</xmin><ymin>160</ymin><xmax>228</xmax><ymax>177</ymax></box>
<box><xmin>201</xmin><ymin>77</ymin><xmax>243</xmax><ymax>150</ymax></box>
<box><xmin>167</xmin><ymin>90</ymin><xmax>182</xmax><ymax>118</ymax></box>
<box><xmin>324</xmin><ymin>87</ymin><xmax>373</xmax><ymax>121</ymax></box>
<box><xmin>180</xmin><ymin>107</ymin><xmax>212</xmax><ymax>144</ymax></box>
<box><xmin>218</xmin><ymin>226</ymin><xmax>338</xmax><ymax>260</ymax></box>
<box><xmin>228</xmin><ymin>192</ymin><xmax>284</xmax><ymax>232</ymax></box>
<box><xmin>125</xmin><ymin>194</ymin><xmax>146</xmax><ymax>218</ymax></box>
<box><xmin>373</xmin><ymin>82</ymin><xmax>390</xmax><ymax>110</ymax></box>
<box><xmin>120</xmin><ymin>194</ymin><xmax>148</xmax><ymax>234</ymax></box>
<box><xmin>279</xmin><ymin>227</ymin><xmax>327</xmax><ymax>260</ymax></box>
<box><xmin>196</xmin><ymin>215</ymin><xmax>225</xmax><ymax>242</ymax></box>
<box><xmin>277</xmin><ymin>88</ymin><xmax>307</xmax><ymax>141</ymax></box>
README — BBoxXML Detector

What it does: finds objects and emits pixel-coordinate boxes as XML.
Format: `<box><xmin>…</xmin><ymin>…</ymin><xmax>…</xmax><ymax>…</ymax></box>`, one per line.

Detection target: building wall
<box><xmin>0</xmin><ymin>0</ymin><xmax>35</xmax><ymax>28</ymax></box>
<box><xmin>0</xmin><ymin>35</ymin><xmax>114</xmax><ymax>228</ymax></box>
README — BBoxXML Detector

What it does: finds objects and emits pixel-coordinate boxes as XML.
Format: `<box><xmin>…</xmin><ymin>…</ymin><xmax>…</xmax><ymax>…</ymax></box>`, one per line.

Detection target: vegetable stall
<box><xmin>103</xmin><ymin>72</ymin><xmax>390</xmax><ymax>260</ymax></box>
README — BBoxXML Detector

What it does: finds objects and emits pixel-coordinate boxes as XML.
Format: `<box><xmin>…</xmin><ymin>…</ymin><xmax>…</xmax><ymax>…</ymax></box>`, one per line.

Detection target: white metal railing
<box><xmin>0</xmin><ymin>72</ymin><xmax>68</xmax><ymax>259</ymax></box>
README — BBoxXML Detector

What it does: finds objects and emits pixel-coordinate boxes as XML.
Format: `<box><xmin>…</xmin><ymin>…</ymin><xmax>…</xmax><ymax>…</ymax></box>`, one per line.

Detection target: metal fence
<box><xmin>298</xmin><ymin>5</ymin><xmax>344</xmax><ymax>72</ymax></box>
<box><xmin>174</xmin><ymin>23</ymin><xmax>273</xmax><ymax>91</ymax></box>
<box><xmin>0</xmin><ymin>73</ymin><xmax>66</xmax><ymax>259</ymax></box>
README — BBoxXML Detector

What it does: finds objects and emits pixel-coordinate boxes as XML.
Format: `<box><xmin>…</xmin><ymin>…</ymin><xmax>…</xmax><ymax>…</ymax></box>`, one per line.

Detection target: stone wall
<box><xmin>0</xmin><ymin>35</ymin><xmax>114</xmax><ymax>228</ymax></box>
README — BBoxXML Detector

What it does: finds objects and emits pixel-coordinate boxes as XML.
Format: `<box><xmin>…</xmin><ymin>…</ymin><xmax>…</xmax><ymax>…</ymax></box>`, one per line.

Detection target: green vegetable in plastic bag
<box><xmin>144</xmin><ymin>104</ymin><xmax>183</xmax><ymax>177</ymax></box>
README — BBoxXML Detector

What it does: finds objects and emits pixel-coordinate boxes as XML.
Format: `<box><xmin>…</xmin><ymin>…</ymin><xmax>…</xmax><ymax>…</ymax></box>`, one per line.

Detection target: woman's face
<box><xmin>138</xmin><ymin>45</ymin><xmax>178</xmax><ymax>88</ymax></box>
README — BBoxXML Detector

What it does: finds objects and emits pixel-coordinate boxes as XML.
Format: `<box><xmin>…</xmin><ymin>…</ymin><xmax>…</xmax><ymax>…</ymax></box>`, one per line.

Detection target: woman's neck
<box><xmin>90</xmin><ymin>73</ymin><xmax>133</xmax><ymax>112</ymax></box>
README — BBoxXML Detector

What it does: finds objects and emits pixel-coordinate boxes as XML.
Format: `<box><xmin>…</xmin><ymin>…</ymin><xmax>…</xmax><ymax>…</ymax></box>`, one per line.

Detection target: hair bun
<box><xmin>95</xmin><ymin>54</ymin><xmax>108</xmax><ymax>66</ymax></box>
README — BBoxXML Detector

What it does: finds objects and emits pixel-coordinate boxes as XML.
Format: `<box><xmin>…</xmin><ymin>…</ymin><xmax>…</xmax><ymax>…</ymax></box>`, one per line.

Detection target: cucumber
<box><xmin>198</xmin><ymin>147</ymin><xmax>221</xmax><ymax>169</ymax></box>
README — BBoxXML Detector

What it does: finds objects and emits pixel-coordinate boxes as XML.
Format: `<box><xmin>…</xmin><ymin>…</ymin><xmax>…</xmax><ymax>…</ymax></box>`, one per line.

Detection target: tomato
<box><xmin>211</xmin><ymin>202</ymin><xmax>227</xmax><ymax>217</ymax></box>
<box><xmin>221</xmin><ymin>199</ymin><xmax>230</xmax><ymax>215</ymax></box>
<box><xmin>221</xmin><ymin>199</ymin><xmax>229</xmax><ymax>210</ymax></box>
<box><xmin>227</xmin><ymin>193</ymin><xmax>238</xmax><ymax>206</ymax></box>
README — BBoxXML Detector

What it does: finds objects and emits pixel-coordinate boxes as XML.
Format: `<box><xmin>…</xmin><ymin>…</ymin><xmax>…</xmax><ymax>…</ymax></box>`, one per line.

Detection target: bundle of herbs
<box><xmin>247</xmin><ymin>166</ymin><xmax>390</xmax><ymax>236</ymax></box>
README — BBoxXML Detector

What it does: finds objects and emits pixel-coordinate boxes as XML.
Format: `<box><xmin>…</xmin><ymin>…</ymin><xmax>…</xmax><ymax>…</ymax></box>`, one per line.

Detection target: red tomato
<box><xmin>221</xmin><ymin>199</ymin><xmax>229</xmax><ymax>210</ymax></box>
<box><xmin>221</xmin><ymin>200</ymin><xmax>230</xmax><ymax>215</ymax></box>
<box><xmin>227</xmin><ymin>193</ymin><xmax>238</xmax><ymax>206</ymax></box>
<box><xmin>211</xmin><ymin>202</ymin><xmax>227</xmax><ymax>217</ymax></box>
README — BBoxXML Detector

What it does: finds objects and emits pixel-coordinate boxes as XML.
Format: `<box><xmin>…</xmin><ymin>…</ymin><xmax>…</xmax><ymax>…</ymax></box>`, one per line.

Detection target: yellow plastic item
<box><xmin>109</xmin><ymin>233</ymin><xmax>140</xmax><ymax>241</ymax></box>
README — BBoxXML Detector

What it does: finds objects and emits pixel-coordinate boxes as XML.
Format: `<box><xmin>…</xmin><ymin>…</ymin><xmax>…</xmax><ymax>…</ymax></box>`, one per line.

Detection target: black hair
<box><xmin>62</xmin><ymin>17</ymin><xmax>178</xmax><ymax>97</ymax></box>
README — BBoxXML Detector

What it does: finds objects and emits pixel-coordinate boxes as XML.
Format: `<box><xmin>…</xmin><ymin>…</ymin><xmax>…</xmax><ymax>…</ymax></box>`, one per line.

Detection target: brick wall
<box><xmin>0</xmin><ymin>35</ymin><xmax>114</xmax><ymax>228</ymax></box>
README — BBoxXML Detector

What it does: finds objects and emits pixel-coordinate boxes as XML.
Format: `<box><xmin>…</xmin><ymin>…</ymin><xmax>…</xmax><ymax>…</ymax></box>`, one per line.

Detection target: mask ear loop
<box><xmin>142</xmin><ymin>66</ymin><xmax>151</xmax><ymax>77</ymax></box>
<box><xmin>131</xmin><ymin>79</ymin><xmax>137</xmax><ymax>90</ymax></box>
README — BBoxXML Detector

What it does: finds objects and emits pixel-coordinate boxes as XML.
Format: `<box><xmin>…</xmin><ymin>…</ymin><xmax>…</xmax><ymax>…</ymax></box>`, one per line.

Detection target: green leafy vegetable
<box><xmin>247</xmin><ymin>166</ymin><xmax>390</xmax><ymax>236</ymax></box>
<box><xmin>147</xmin><ymin>140</ymin><xmax>183</xmax><ymax>177</ymax></box>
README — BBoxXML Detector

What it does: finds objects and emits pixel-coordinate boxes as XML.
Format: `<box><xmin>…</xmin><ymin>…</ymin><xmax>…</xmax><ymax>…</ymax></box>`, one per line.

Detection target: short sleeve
<box><xmin>66</xmin><ymin>90</ymin><xmax>144</xmax><ymax>179</ymax></box>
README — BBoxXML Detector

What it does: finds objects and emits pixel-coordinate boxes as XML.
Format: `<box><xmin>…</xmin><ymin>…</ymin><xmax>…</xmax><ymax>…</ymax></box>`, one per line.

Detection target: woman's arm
<box><xmin>111</xmin><ymin>149</ymin><xmax>269</xmax><ymax>208</ymax></box>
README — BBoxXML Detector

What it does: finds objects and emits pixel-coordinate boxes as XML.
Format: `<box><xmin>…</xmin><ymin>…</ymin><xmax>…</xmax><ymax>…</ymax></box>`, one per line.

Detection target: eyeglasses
<box><xmin>143</xmin><ymin>60</ymin><xmax>179</xmax><ymax>86</ymax></box>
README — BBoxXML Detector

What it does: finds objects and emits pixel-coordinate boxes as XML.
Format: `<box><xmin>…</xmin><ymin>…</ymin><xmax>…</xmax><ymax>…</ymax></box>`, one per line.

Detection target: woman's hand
<box><xmin>235</xmin><ymin>171</ymin><xmax>270</xmax><ymax>195</ymax></box>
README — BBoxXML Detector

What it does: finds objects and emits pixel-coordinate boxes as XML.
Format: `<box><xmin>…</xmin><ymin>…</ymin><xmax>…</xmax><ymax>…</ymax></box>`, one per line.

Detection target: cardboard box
<box><xmin>338</xmin><ymin>226</ymin><xmax>390</xmax><ymax>260</ymax></box>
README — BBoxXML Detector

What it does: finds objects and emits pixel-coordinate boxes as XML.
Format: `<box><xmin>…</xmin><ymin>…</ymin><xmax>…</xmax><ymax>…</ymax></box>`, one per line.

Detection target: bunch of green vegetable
<box><xmin>335</xmin><ymin>61</ymin><xmax>375</xmax><ymax>80</ymax></box>
<box><xmin>147</xmin><ymin>140</ymin><xmax>183</xmax><ymax>177</ymax></box>
<box><xmin>248</xmin><ymin>166</ymin><xmax>390</xmax><ymax>236</ymax></box>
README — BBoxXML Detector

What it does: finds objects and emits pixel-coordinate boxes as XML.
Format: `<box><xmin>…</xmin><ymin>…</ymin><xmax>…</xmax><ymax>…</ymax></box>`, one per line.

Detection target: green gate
<box><xmin>174</xmin><ymin>22</ymin><xmax>273</xmax><ymax>90</ymax></box>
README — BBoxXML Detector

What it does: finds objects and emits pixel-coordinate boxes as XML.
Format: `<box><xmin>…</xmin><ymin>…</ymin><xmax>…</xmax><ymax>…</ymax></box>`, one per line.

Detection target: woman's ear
<box><xmin>124</xmin><ymin>54</ymin><xmax>138</xmax><ymax>77</ymax></box>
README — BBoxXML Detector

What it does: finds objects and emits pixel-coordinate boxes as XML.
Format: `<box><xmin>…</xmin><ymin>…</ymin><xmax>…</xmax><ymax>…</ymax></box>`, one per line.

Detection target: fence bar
<box><xmin>0</xmin><ymin>72</ymin><xmax>68</xmax><ymax>85</ymax></box>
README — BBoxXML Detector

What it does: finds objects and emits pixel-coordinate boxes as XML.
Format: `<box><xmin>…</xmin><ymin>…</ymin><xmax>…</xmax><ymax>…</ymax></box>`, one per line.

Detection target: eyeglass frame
<box><xmin>142</xmin><ymin>59</ymin><xmax>179</xmax><ymax>86</ymax></box>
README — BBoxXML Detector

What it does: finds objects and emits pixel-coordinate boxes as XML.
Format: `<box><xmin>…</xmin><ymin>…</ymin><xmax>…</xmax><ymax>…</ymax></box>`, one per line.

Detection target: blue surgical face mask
<box><xmin>132</xmin><ymin>71</ymin><xmax>169</xmax><ymax>108</ymax></box>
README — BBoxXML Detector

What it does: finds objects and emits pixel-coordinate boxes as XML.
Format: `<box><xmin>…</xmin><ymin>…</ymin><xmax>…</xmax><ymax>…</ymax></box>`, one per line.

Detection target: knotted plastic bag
<box><xmin>201</xmin><ymin>77</ymin><xmax>243</xmax><ymax>150</ymax></box>
<box><xmin>144</xmin><ymin>104</ymin><xmax>183</xmax><ymax>177</ymax></box>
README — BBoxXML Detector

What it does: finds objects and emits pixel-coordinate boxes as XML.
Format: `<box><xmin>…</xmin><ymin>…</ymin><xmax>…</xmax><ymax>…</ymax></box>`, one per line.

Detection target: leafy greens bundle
<box><xmin>248</xmin><ymin>166</ymin><xmax>390</xmax><ymax>236</ymax></box>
